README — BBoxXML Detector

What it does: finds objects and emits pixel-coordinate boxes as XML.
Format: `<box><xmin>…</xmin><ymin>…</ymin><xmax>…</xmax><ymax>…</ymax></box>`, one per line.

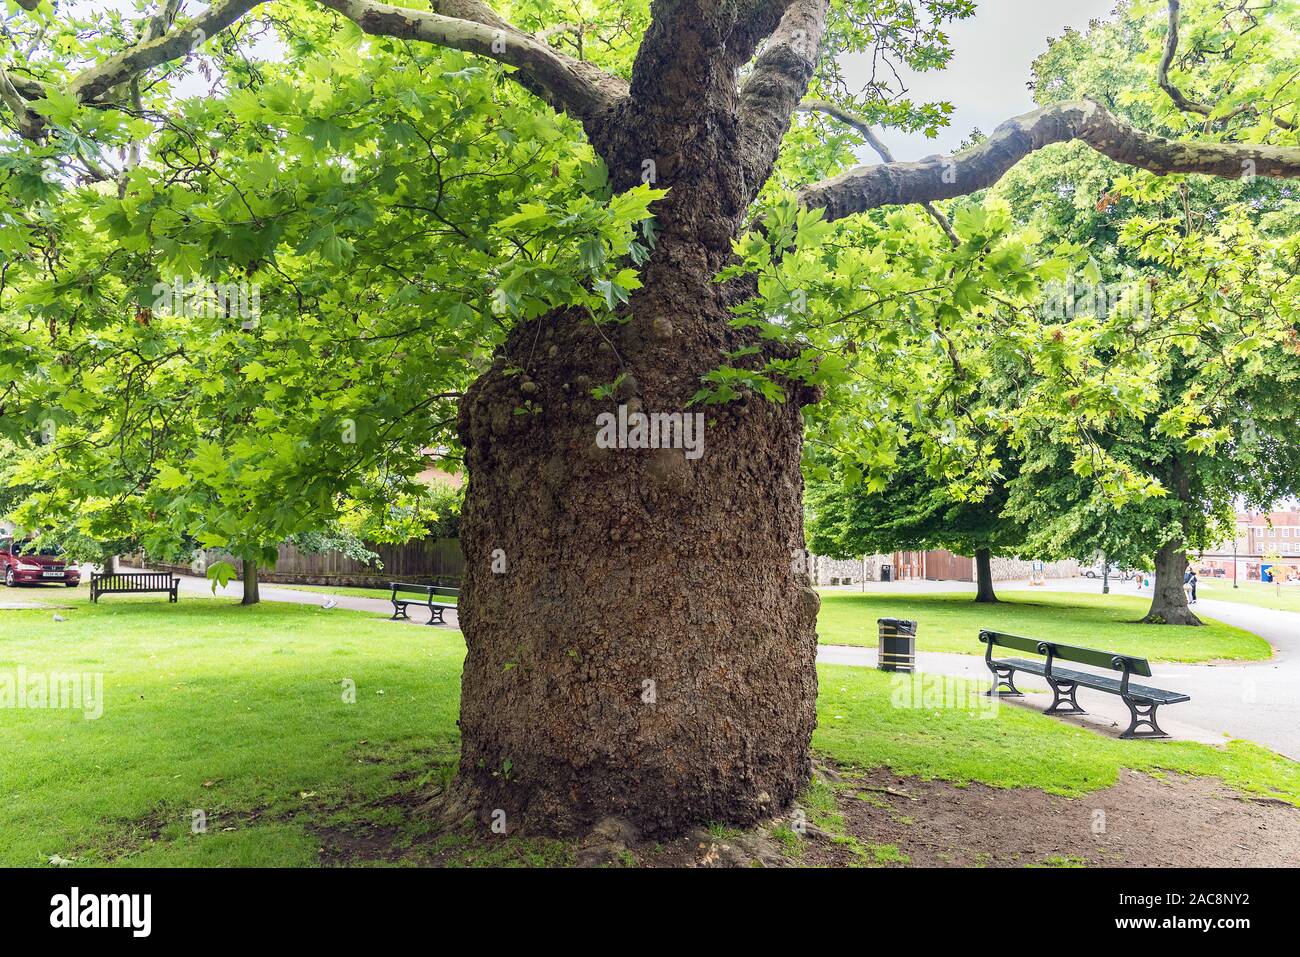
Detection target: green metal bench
<box><xmin>388</xmin><ymin>582</ymin><xmax>458</xmax><ymax>626</ymax></box>
<box><xmin>978</xmin><ymin>630</ymin><xmax>1189</xmax><ymax>739</ymax></box>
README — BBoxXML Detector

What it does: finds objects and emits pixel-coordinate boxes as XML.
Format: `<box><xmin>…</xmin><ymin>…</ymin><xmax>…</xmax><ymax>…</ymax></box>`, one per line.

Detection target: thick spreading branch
<box><xmin>0</xmin><ymin>66</ymin><xmax>43</xmax><ymax>139</ymax></box>
<box><xmin>799</xmin><ymin>99</ymin><xmax>1300</xmax><ymax>223</ymax></box>
<box><xmin>5</xmin><ymin>1</ymin><xmax>626</xmax><ymax>142</ymax></box>
<box><xmin>626</xmin><ymin>1</ymin><xmax>746</xmax><ymax>117</ymax></box>
<box><xmin>797</xmin><ymin>98</ymin><xmax>958</xmax><ymax>245</ymax></box>
<box><xmin>736</xmin><ymin>0</ymin><xmax>830</xmax><ymax>200</ymax></box>
<box><xmin>316</xmin><ymin>0</ymin><xmax>627</xmax><ymax>126</ymax></box>
<box><xmin>67</xmin><ymin>0</ymin><xmax>263</xmax><ymax>105</ymax></box>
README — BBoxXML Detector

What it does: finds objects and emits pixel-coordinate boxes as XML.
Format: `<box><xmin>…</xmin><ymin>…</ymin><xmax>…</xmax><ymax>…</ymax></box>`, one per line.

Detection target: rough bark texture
<box><xmin>455</xmin><ymin>252</ymin><xmax>820</xmax><ymax>835</ymax></box>
<box><xmin>453</xmin><ymin>10</ymin><xmax>827</xmax><ymax>828</ymax></box>
<box><xmin>241</xmin><ymin>558</ymin><xmax>261</xmax><ymax>606</ymax></box>
<box><xmin>974</xmin><ymin>548</ymin><xmax>998</xmax><ymax>604</ymax></box>
<box><xmin>1143</xmin><ymin>541</ymin><xmax>1201</xmax><ymax>626</ymax></box>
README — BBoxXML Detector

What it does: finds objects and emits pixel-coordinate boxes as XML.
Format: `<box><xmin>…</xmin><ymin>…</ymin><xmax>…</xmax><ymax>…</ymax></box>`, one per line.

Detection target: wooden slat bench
<box><xmin>978</xmin><ymin>630</ymin><xmax>1190</xmax><ymax>739</ymax></box>
<box><xmin>90</xmin><ymin>571</ymin><xmax>180</xmax><ymax>604</ymax></box>
<box><xmin>389</xmin><ymin>582</ymin><xmax>458</xmax><ymax>626</ymax></box>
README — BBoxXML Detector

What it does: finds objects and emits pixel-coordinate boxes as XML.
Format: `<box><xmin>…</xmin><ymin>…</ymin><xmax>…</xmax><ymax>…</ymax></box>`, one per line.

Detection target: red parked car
<box><xmin>0</xmin><ymin>537</ymin><xmax>81</xmax><ymax>587</ymax></box>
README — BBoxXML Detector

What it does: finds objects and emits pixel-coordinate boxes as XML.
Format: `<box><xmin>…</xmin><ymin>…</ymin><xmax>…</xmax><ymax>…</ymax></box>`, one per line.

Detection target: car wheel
<box><xmin>4</xmin><ymin>568</ymin><xmax>14</xmax><ymax>587</ymax></box>
<box><xmin>65</xmin><ymin>581</ymin><xmax>79</xmax><ymax>587</ymax></box>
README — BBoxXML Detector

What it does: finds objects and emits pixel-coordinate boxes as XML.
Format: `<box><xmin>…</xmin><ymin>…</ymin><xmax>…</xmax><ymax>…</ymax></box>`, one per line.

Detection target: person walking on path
<box><xmin>1184</xmin><ymin>567</ymin><xmax>1199</xmax><ymax>604</ymax></box>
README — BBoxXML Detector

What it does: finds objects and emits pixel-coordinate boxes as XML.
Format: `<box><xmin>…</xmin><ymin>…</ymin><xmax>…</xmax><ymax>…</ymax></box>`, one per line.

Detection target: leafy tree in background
<box><xmin>1</xmin><ymin>0</ymin><xmax>1297</xmax><ymax>835</ymax></box>
<box><xmin>989</xmin><ymin>0</ymin><xmax>1300</xmax><ymax>625</ymax></box>
<box><xmin>806</xmin><ymin>442</ymin><xmax>1030</xmax><ymax>603</ymax></box>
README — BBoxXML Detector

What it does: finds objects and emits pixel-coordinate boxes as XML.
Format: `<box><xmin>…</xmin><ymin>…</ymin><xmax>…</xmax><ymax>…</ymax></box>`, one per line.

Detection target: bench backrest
<box><xmin>979</xmin><ymin>630</ymin><xmax>1152</xmax><ymax>677</ymax></box>
<box><xmin>389</xmin><ymin>582</ymin><xmax>459</xmax><ymax>598</ymax></box>
<box><xmin>92</xmin><ymin>572</ymin><xmax>176</xmax><ymax>590</ymax></box>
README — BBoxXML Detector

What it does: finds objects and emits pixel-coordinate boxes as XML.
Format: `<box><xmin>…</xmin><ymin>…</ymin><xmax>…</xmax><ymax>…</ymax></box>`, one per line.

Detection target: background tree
<box><xmin>806</xmin><ymin>441</ymin><xmax>1030</xmax><ymax>603</ymax></box>
<box><xmin>993</xmin><ymin>0</ymin><xmax>1300</xmax><ymax>625</ymax></box>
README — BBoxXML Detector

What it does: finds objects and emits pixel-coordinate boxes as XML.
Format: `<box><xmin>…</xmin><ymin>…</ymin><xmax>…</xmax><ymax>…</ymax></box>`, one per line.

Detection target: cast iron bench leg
<box><xmin>427</xmin><ymin>606</ymin><xmax>442</xmax><ymax>626</ymax></box>
<box><xmin>1120</xmin><ymin>696</ymin><xmax>1169</xmax><ymax>739</ymax></box>
<box><xmin>390</xmin><ymin>601</ymin><xmax>409</xmax><ymax>622</ymax></box>
<box><xmin>985</xmin><ymin>662</ymin><xmax>1024</xmax><ymax>697</ymax></box>
<box><xmin>1045</xmin><ymin>678</ymin><xmax>1086</xmax><ymax>715</ymax></box>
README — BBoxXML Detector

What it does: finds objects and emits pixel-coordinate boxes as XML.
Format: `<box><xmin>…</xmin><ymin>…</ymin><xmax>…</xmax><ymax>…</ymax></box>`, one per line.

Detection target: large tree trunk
<box><xmin>449</xmin><ymin>4</ymin><xmax>825</xmax><ymax>839</ymax></box>
<box><xmin>1142</xmin><ymin>541</ymin><xmax>1201</xmax><ymax>625</ymax></box>
<box><xmin>453</xmin><ymin>233</ymin><xmax>820</xmax><ymax>836</ymax></box>
<box><xmin>973</xmin><ymin>548</ymin><xmax>998</xmax><ymax>604</ymax></box>
<box><xmin>241</xmin><ymin>559</ymin><xmax>260</xmax><ymax>606</ymax></box>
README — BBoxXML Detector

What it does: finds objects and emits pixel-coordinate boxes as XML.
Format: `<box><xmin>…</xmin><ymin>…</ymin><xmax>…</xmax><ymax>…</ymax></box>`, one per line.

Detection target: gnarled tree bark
<box><xmin>452</xmin><ymin>2</ymin><xmax>827</xmax><ymax>837</ymax></box>
<box><xmin>455</xmin><ymin>286</ymin><xmax>819</xmax><ymax>835</ymax></box>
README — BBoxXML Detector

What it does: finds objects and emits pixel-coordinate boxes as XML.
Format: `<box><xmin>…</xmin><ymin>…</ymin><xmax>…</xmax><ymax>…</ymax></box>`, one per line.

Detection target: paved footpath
<box><xmin>819</xmin><ymin>578</ymin><xmax>1300</xmax><ymax>759</ymax></box>
<box><xmin>178</xmin><ymin>572</ymin><xmax>1297</xmax><ymax>758</ymax></box>
<box><xmin>171</xmin><ymin>573</ymin><xmax>463</xmax><ymax>630</ymax></box>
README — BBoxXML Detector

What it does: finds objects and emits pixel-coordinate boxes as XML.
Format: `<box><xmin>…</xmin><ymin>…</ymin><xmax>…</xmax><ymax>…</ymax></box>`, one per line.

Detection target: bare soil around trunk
<box><xmin>794</xmin><ymin>766</ymin><xmax>1300</xmax><ymax>868</ymax></box>
<box><xmin>306</xmin><ymin>761</ymin><xmax>1300</xmax><ymax>867</ymax></box>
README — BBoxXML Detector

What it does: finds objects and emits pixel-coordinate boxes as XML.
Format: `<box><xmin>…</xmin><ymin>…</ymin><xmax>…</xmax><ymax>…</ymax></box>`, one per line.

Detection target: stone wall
<box><xmin>989</xmin><ymin>556</ymin><xmax>1082</xmax><ymax>581</ymax></box>
<box><xmin>810</xmin><ymin>554</ymin><xmax>889</xmax><ymax>585</ymax></box>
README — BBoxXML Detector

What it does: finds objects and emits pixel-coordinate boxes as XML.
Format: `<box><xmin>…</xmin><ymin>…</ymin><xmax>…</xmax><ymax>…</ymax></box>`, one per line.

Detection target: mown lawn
<box><xmin>1</xmin><ymin>595</ymin><xmax>1294</xmax><ymax>867</ymax></box>
<box><xmin>815</xmin><ymin>590</ymin><xmax>1271</xmax><ymax>662</ymax></box>
<box><xmin>1199</xmin><ymin>578</ymin><xmax>1300</xmax><ymax>614</ymax></box>
<box><xmin>815</xmin><ymin>667</ymin><xmax>1298</xmax><ymax>802</ymax></box>
<box><xmin>0</xmin><ymin>596</ymin><xmax>464</xmax><ymax>867</ymax></box>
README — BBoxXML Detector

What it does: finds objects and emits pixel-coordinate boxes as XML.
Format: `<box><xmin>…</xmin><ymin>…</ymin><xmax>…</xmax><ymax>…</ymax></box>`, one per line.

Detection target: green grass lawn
<box><xmin>815</xmin><ymin>590</ymin><xmax>1271</xmax><ymax>663</ymax></box>
<box><xmin>816</xmin><ymin>666</ymin><xmax>1298</xmax><ymax>802</ymax></box>
<box><xmin>1</xmin><ymin>595</ymin><xmax>1294</xmax><ymax>867</ymax></box>
<box><xmin>0</xmin><ymin>596</ymin><xmax>465</xmax><ymax>867</ymax></box>
<box><xmin>1198</xmin><ymin>578</ymin><xmax>1300</xmax><ymax>614</ymax></box>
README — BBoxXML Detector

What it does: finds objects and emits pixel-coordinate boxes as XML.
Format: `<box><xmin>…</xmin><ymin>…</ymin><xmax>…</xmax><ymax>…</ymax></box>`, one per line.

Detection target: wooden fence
<box><xmin>124</xmin><ymin>537</ymin><xmax>463</xmax><ymax>587</ymax></box>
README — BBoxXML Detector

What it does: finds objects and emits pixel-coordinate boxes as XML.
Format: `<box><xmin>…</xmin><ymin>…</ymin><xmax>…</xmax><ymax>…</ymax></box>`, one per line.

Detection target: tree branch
<box><xmin>735</xmin><ymin>0</ymin><xmax>830</xmax><ymax>202</ymax></box>
<box><xmin>68</xmin><ymin>0</ymin><xmax>264</xmax><ymax>105</ymax></box>
<box><xmin>1157</xmin><ymin>0</ymin><xmax>1294</xmax><ymax>131</ymax></box>
<box><xmin>798</xmin><ymin>99</ymin><xmax>1300</xmax><ymax>223</ymax></box>
<box><xmin>626</xmin><ymin>1</ymin><xmax>740</xmax><ymax>115</ymax></box>
<box><xmin>316</xmin><ymin>0</ymin><xmax>627</xmax><ymax>127</ymax></box>
<box><xmin>8</xmin><ymin>1</ymin><xmax>625</xmax><ymax>144</ymax></box>
<box><xmin>0</xmin><ymin>66</ymin><xmax>43</xmax><ymax>139</ymax></box>
<box><xmin>797</xmin><ymin>98</ymin><xmax>958</xmax><ymax>246</ymax></box>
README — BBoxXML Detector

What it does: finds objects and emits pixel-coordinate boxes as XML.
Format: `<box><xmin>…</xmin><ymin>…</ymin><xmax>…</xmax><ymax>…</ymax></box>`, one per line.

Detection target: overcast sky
<box><xmin>844</xmin><ymin>0</ymin><xmax>1121</xmax><ymax>160</ymax></box>
<box><xmin>83</xmin><ymin>0</ymin><xmax>1123</xmax><ymax>158</ymax></box>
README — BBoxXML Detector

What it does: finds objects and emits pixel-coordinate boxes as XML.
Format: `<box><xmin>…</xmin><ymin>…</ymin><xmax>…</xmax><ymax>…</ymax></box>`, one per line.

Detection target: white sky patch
<box><xmin>841</xmin><ymin>0</ymin><xmax>1121</xmax><ymax>160</ymax></box>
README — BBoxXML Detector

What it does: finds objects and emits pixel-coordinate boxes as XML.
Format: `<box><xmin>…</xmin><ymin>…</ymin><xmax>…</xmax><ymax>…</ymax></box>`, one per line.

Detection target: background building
<box><xmin>809</xmin><ymin>550</ymin><xmax>1080</xmax><ymax>586</ymax></box>
<box><xmin>1198</xmin><ymin>506</ymin><xmax>1300</xmax><ymax>582</ymax></box>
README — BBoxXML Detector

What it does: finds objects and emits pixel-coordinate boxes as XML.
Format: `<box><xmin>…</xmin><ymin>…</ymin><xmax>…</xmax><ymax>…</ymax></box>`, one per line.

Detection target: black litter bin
<box><xmin>880</xmin><ymin>564</ymin><xmax>892</xmax><ymax>583</ymax></box>
<box><xmin>877</xmin><ymin>618</ymin><xmax>916</xmax><ymax>673</ymax></box>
